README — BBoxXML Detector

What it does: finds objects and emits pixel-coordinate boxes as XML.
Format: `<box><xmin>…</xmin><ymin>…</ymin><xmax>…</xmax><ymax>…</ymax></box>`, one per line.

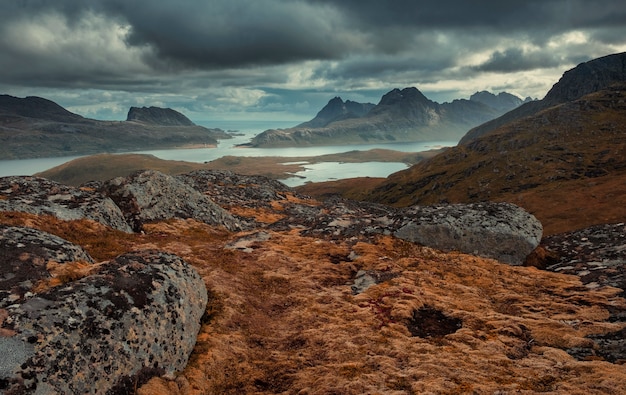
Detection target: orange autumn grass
<box><xmin>2</xmin><ymin>210</ymin><xmax>626</xmax><ymax>394</ymax></box>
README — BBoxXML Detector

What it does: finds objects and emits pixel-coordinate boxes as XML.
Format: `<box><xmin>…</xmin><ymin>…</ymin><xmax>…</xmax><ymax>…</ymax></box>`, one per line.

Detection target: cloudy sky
<box><xmin>1</xmin><ymin>0</ymin><xmax>626</xmax><ymax>125</ymax></box>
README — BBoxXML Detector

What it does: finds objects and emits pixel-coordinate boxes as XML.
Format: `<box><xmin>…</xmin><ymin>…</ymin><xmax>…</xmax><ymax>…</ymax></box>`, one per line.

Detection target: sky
<box><xmin>1</xmin><ymin>0</ymin><xmax>626</xmax><ymax>125</ymax></box>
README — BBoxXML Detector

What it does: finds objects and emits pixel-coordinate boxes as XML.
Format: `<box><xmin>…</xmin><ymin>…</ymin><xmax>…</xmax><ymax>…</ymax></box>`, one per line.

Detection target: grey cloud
<box><xmin>1</xmin><ymin>0</ymin><xmax>626</xmax><ymax>121</ymax></box>
<box><xmin>474</xmin><ymin>48</ymin><xmax>565</xmax><ymax>73</ymax></box>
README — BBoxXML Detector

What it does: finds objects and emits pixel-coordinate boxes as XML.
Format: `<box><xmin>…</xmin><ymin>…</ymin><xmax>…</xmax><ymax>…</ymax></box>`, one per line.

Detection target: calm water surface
<box><xmin>0</xmin><ymin>120</ymin><xmax>457</xmax><ymax>186</ymax></box>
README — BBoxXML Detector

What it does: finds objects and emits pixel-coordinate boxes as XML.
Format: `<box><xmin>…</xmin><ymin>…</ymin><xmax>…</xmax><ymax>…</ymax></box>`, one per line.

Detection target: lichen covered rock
<box><xmin>1</xmin><ymin>249</ymin><xmax>207</xmax><ymax>394</ymax></box>
<box><xmin>0</xmin><ymin>176</ymin><xmax>132</xmax><ymax>232</ymax></box>
<box><xmin>100</xmin><ymin>170</ymin><xmax>242</xmax><ymax>232</ymax></box>
<box><xmin>394</xmin><ymin>202</ymin><xmax>543</xmax><ymax>265</ymax></box>
<box><xmin>0</xmin><ymin>225</ymin><xmax>94</xmax><ymax>309</ymax></box>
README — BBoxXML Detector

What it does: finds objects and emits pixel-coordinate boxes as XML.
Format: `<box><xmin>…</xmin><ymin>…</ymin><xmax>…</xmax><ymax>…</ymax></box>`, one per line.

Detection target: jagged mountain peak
<box><xmin>296</xmin><ymin>96</ymin><xmax>374</xmax><ymax>128</ymax></box>
<box><xmin>378</xmin><ymin>87</ymin><xmax>431</xmax><ymax>106</ymax></box>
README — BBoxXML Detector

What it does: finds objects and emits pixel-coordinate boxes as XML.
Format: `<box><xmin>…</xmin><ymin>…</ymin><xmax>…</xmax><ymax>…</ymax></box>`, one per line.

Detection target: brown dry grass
<box><xmin>35</xmin><ymin>148</ymin><xmax>434</xmax><ymax>187</ymax></box>
<box><xmin>4</xmin><ymin>212</ymin><xmax>623</xmax><ymax>394</ymax></box>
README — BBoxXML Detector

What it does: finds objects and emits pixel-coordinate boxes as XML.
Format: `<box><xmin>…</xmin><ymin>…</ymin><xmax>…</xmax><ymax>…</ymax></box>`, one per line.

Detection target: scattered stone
<box><xmin>99</xmin><ymin>170</ymin><xmax>242</xmax><ymax>232</ymax></box>
<box><xmin>539</xmin><ymin>223</ymin><xmax>626</xmax><ymax>364</ymax></box>
<box><xmin>351</xmin><ymin>270</ymin><xmax>399</xmax><ymax>295</ymax></box>
<box><xmin>0</xmin><ymin>176</ymin><xmax>132</xmax><ymax>232</ymax></box>
<box><xmin>541</xmin><ymin>223</ymin><xmax>626</xmax><ymax>291</ymax></box>
<box><xmin>393</xmin><ymin>202</ymin><xmax>543</xmax><ymax>265</ymax></box>
<box><xmin>225</xmin><ymin>231</ymin><xmax>271</xmax><ymax>253</ymax></box>
<box><xmin>1</xmin><ymin>249</ymin><xmax>207</xmax><ymax>394</ymax></box>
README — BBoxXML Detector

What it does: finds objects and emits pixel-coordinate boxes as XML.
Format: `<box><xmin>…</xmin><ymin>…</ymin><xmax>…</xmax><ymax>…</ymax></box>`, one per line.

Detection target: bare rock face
<box><xmin>393</xmin><ymin>202</ymin><xmax>543</xmax><ymax>265</ymax></box>
<box><xmin>1</xmin><ymin>245</ymin><xmax>207</xmax><ymax>394</ymax></box>
<box><xmin>0</xmin><ymin>176</ymin><xmax>132</xmax><ymax>233</ymax></box>
<box><xmin>100</xmin><ymin>170</ymin><xmax>242</xmax><ymax>232</ymax></box>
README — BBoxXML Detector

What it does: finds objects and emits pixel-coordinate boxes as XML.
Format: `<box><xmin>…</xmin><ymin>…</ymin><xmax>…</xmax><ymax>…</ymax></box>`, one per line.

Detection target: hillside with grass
<box><xmin>361</xmin><ymin>84</ymin><xmax>626</xmax><ymax>235</ymax></box>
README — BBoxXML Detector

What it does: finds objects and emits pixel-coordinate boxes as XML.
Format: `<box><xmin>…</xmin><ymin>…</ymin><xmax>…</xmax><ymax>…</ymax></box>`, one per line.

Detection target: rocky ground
<box><xmin>1</xmin><ymin>170</ymin><xmax>625</xmax><ymax>394</ymax></box>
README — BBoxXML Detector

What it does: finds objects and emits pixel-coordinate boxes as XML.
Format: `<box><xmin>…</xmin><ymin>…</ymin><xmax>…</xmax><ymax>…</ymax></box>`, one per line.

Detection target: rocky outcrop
<box><xmin>1</xmin><ymin>229</ymin><xmax>207</xmax><ymax>394</ymax></box>
<box><xmin>261</xmin><ymin>191</ymin><xmax>542</xmax><ymax>265</ymax></box>
<box><xmin>0</xmin><ymin>176</ymin><xmax>133</xmax><ymax>232</ymax></box>
<box><xmin>393</xmin><ymin>202</ymin><xmax>543</xmax><ymax>265</ymax></box>
<box><xmin>126</xmin><ymin>106</ymin><xmax>195</xmax><ymax>126</ymax></box>
<box><xmin>99</xmin><ymin>170</ymin><xmax>242</xmax><ymax>232</ymax></box>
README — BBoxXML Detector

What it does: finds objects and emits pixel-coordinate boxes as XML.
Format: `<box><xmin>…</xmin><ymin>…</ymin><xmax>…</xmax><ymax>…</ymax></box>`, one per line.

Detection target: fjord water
<box><xmin>0</xmin><ymin>120</ymin><xmax>456</xmax><ymax>186</ymax></box>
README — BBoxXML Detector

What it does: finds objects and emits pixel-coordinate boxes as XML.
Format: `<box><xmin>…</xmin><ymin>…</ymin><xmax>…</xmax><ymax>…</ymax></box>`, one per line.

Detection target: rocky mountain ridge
<box><xmin>1</xmin><ymin>170</ymin><xmax>625</xmax><ymax>393</ymax></box>
<box><xmin>460</xmin><ymin>51</ymin><xmax>626</xmax><ymax>144</ymax></box>
<box><xmin>246</xmin><ymin>87</ymin><xmax>526</xmax><ymax>147</ymax></box>
<box><xmin>0</xmin><ymin>95</ymin><xmax>231</xmax><ymax>160</ymax></box>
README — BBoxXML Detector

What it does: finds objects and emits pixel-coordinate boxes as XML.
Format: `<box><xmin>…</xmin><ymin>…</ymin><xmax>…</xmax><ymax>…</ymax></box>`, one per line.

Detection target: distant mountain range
<box><xmin>360</xmin><ymin>51</ymin><xmax>626</xmax><ymax>235</ymax></box>
<box><xmin>246</xmin><ymin>89</ymin><xmax>532</xmax><ymax>147</ymax></box>
<box><xmin>0</xmin><ymin>97</ymin><xmax>230</xmax><ymax>160</ymax></box>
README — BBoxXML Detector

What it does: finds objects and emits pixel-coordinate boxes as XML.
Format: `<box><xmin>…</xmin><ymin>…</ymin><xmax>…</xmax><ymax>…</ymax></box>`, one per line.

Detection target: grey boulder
<box><xmin>0</xmin><ymin>227</ymin><xmax>207</xmax><ymax>394</ymax></box>
<box><xmin>0</xmin><ymin>176</ymin><xmax>132</xmax><ymax>233</ymax></box>
<box><xmin>394</xmin><ymin>202</ymin><xmax>543</xmax><ymax>265</ymax></box>
<box><xmin>100</xmin><ymin>170</ymin><xmax>242</xmax><ymax>232</ymax></box>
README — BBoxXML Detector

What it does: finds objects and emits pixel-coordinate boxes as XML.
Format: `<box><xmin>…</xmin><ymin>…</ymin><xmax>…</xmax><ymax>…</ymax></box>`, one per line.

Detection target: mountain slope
<box><xmin>0</xmin><ymin>95</ymin><xmax>231</xmax><ymax>160</ymax></box>
<box><xmin>460</xmin><ymin>52</ymin><xmax>626</xmax><ymax>144</ymax></box>
<box><xmin>248</xmin><ymin>88</ymin><xmax>524</xmax><ymax>147</ymax></box>
<box><xmin>364</xmin><ymin>84</ymin><xmax>626</xmax><ymax>235</ymax></box>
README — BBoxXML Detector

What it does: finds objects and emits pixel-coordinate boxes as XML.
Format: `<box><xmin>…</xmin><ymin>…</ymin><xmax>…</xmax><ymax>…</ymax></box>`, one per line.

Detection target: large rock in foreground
<box><xmin>394</xmin><ymin>202</ymin><xmax>543</xmax><ymax>265</ymax></box>
<box><xmin>0</xmin><ymin>176</ymin><xmax>132</xmax><ymax>233</ymax></box>
<box><xmin>99</xmin><ymin>170</ymin><xmax>242</xmax><ymax>232</ymax></box>
<box><xmin>1</xmin><ymin>244</ymin><xmax>207</xmax><ymax>394</ymax></box>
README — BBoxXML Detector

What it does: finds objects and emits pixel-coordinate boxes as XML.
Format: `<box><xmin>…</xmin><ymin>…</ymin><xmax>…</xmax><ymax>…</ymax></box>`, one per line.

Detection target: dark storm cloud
<box><xmin>1</xmin><ymin>0</ymin><xmax>625</xmax><ymax>120</ymax></box>
<box><xmin>315</xmin><ymin>0</ymin><xmax>626</xmax><ymax>31</ymax></box>
<box><xmin>4</xmin><ymin>0</ymin><xmax>625</xmax><ymax>72</ymax></box>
